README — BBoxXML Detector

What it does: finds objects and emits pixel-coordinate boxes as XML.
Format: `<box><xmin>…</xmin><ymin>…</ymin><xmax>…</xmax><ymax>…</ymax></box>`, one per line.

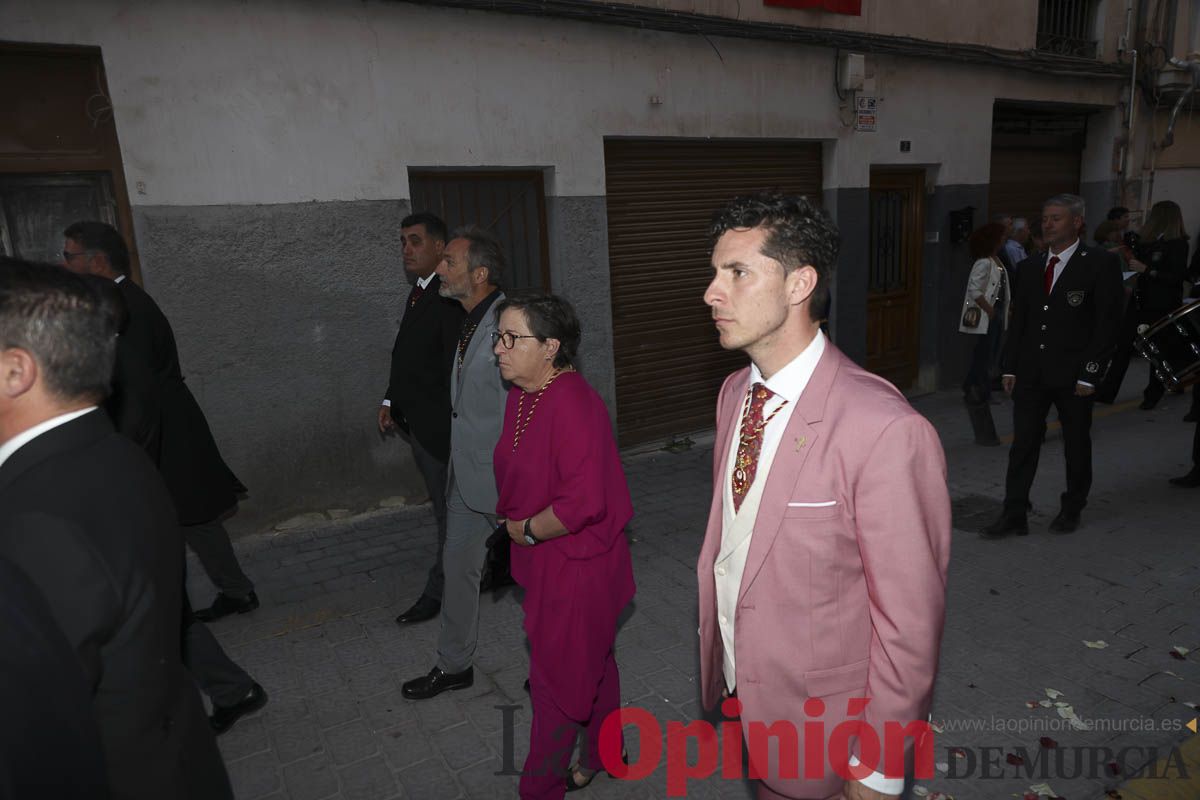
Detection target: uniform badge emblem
<box><xmin>1067</xmin><ymin>290</ymin><xmax>1085</xmax><ymax>307</ymax></box>
<box><xmin>1086</xmin><ymin>361</ymin><xmax>1099</xmax><ymax>374</ymax></box>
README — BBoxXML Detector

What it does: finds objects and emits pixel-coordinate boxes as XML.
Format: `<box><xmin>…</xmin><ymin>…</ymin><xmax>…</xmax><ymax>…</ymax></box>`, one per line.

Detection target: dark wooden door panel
<box><xmin>866</xmin><ymin>169</ymin><xmax>925</xmax><ymax>391</ymax></box>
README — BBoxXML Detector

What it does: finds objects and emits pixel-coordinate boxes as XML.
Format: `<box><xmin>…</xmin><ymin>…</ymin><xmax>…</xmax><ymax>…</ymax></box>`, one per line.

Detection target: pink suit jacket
<box><xmin>697</xmin><ymin>342</ymin><xmax>951</xmax><ymax>799</ymax></box>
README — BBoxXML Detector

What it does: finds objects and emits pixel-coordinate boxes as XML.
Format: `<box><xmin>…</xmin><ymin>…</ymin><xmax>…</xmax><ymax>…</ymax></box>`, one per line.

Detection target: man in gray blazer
<box><xmin>402</xmin><ymin>226</ymin><xmax>509</xmax><ymax>700</ymax></box>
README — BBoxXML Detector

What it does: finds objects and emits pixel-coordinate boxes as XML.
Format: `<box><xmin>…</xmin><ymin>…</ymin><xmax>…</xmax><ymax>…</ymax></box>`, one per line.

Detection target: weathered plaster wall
<box><xmin>130</xmin><ymin>199</ymin><xmax>421</xmax><ymax>526</ymax></box>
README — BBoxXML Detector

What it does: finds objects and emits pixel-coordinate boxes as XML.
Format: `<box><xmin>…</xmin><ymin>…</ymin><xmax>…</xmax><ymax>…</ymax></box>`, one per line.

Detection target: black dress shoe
<box><xmin>979</xmin><ymin>515</ymin><xmax>1028</xmax><ymax>539</ymax></box>
<box><xmin>394</xmin><ymin>595</ymin><xmax>440</xmax><ymax>625</ymax></box>
<box><xmin>1048</xmin><ymin>510</ymin><xmax>1081</xmax><ymax>533</ymax></box>
<box><xmin>210</xmin><ymin>683</ymin><xmax>268</xmax><ymax>734</ymax></box>
<box><xmin>401</xmin><ymin>666</ymin><xmax>473</xmax><ymax>700</ymax></box>
<box><xmin>194</xmin><ymin>591</ymin><xmax>259</xmax><ymax>622</ymax></box>
<box><xmin>1139</xmin><ymin>397</ymin><xmax>1159</xmax><ymax>410</ymax></box>
<box><xmin>1168</xmin><ymin>469</ymin><xmax>1200</xmax><ymax>488</ymax></box>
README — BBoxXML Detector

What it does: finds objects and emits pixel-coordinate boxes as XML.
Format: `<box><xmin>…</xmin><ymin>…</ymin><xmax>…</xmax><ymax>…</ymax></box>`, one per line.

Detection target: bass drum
<box><xmin>1134</xmin><ymin>301</ymin><xmax>1200</xmax><ymax>391</ymax></box>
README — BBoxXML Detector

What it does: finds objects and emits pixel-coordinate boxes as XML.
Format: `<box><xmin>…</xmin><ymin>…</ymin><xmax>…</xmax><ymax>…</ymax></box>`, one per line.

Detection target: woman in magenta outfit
<box><xmin>490</xmin><ymin>294</ymin><xmax>635</xmax><ymax>799</ymax></box>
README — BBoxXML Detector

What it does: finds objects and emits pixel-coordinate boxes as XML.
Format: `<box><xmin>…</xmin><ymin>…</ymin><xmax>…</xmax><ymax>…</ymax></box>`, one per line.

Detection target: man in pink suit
<box><xmin>697</xmin><ymin>192</ymin><xmax>952</xmax><ymax>800</ymax></box>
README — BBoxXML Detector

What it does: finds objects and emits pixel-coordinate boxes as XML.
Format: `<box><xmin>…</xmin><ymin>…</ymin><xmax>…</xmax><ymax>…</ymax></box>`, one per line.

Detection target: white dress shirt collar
<box><xmin>0</xmin><ymin>407</ymin><xmax>98</xmax><ymax>470</ymax></box>
<box><xmin>415</xmin><ymin>273</ymin><xmax>435</xmax><ymax>290</ymax></box>
<box><xmin>1047</xmin><ymin>238</ymin><xmax>1080</xmax><ymax>265</ymax></box>
<box><xmin>114</xmin><ymin>274</ymin><xmax>127</xmax><ymax>284</ymax></box>
<box><xmin>748</xmin><ymin>329</ymin><xmax>827</xmax><ymax>406</ymax></box>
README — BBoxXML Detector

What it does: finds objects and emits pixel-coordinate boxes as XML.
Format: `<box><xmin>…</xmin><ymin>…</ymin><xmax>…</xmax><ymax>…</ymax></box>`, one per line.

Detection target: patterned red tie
<box><xmin>731</xmin><ymin>382</ymin><xmax>777</xmax><ymax>513</ymax></box>
<box><xmin>1043</xmin><ymin>255</ymin><xmax>1060</xmax><ymax>295</ymax></box>
<box><xmin>408</xmin><ymin>283</ymin><xmax>425</xmax><ymax>309</ymax></box>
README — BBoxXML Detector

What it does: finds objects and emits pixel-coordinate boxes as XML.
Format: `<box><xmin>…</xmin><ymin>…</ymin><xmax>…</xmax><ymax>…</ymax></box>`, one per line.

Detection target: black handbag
<box><xmin>483</xmin><ymin>522</ymin><xmax>515</xmax><ymax>591</ymax></box>
<box><xmin>962</xmin><ymin>306</ymin><xmax>982</xmax><ymax>329</ymax></box>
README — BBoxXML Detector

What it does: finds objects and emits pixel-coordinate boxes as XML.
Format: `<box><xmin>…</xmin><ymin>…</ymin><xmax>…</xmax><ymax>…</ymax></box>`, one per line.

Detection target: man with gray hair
<box><xmin>983</xmin><ymin>194</ymin><xmax>1123</xmax><ymax>538</ymax></box>
<box><xmin>1005</xmin><ymin>217</ymin><xmax>1030</xmax><ymax>266</ymax></box>
<box><xmin>402</xmin><ymin>226</ymin><xmax>508</xmax><ymax>699</ymax></box>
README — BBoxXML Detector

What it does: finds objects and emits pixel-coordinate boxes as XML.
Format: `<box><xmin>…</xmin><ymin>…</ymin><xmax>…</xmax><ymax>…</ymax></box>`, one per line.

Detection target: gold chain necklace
<box><xmin>736</xmin><ymin>384</ymin><xmax>788</xmax><ymax>447</ymax></box>
<box><xmin>511</xmin><ymin>368</ymin><xmax>568</xmax><ymax>451</ymax></box>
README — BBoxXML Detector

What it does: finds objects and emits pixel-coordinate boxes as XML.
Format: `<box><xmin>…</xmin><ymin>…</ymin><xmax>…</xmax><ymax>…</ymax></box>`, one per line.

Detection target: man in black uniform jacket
<box><xmin>61</xmin><ymin>221</ymin><xmax>257</xmax><ymax>621</ymax></box>
<box><xmin>0</xmin><ymin>261</ymin><xmax>231</xmax><ymax>799</ymax></box>
<box><xmin>983</xmin><ymin>194</ymin><xmax>1124</xmax><ymax>537</ymax></box>
<box><xmin>378</xmin><ymin>212</ymin><xmax>465</xmax><ymax>625</ymax></box>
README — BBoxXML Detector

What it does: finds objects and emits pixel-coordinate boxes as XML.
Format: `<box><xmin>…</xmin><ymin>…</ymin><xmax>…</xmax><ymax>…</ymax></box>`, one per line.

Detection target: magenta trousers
<box><xmin>518</xmin><ymin>650</ymin><xmax>622</xmax><ymax>800</ymax></box>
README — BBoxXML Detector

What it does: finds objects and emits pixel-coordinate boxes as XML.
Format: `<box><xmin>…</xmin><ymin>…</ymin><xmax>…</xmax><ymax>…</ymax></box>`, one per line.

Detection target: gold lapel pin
<box><xmin>795</xmin><ymin>436</ymin><xmax>807</xmax><ymax>451</ymax></box>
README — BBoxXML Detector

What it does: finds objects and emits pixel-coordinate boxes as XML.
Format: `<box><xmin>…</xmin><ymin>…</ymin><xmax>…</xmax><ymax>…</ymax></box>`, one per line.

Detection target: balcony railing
<box><xmin>1037</xmin><ymin>0</ymin><xmax>1099</xmax><ymax>59</ymax></box>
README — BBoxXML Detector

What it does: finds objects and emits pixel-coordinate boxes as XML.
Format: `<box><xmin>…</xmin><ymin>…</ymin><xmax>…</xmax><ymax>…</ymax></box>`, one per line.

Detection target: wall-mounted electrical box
<box><xmin>838</xmin><ymin>52</ymin><xmax>866</xmax><ymax>93</ymax></box>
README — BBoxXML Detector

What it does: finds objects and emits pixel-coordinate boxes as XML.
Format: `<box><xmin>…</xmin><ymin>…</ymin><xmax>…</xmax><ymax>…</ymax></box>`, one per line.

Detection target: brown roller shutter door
<box><xmin>988</xmin><ymin>148</ymin><xmax>1081</xmax><ymax>224</ymax></box>
<box><xmin>604</xmin><ymin>139</ymin><xmax>822</xmax><ymax>447</ymax></box>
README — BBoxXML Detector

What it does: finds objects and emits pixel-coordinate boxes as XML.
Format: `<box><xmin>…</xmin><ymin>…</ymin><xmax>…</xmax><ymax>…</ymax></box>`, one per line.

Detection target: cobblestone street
<box><xmin>191</xmin><ymin>365</ymin><xmax>1200</xmax><ymax>800</ymax></box>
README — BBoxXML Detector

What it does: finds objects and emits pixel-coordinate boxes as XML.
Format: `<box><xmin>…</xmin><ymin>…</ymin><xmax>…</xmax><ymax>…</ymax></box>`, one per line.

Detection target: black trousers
<box><xmin>1097</xmin><ymin>305</ymin><xmax>1171</xmax><ymax>404</ymax></box>
<box><xmin>1004</xmin><ymin>382</ymin><xmax>1095</xmax><ymax>516</ymax></box>
<box><xmin>1192</xmin><ymin>418</ymin><xmax>1200</xmax><ymax>468</ymax></box>
<box><xmin>962</xmin><ymin>323</ymin><xmax>1002</xmax><ymax>402</ymax></box>
<box><xmin>409</xmin><ymin>434</ymin><xmax>449</xmax><ymax>603</ymax></box>
<box><xmin>180</xmin><ymin>575</ymin><xmax>255</xmax><ymax>708</ymax></box>
<box><xmin>184</xmin><ymin>518</ymin><xmax>254</xmax><ymax>600</ymax></box>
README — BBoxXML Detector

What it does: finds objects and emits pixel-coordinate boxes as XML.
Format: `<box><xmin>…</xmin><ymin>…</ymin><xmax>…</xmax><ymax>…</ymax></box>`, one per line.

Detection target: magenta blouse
<box><xmin>493</xmin><ymin>371</ymin><xmax>635</xmax><ymax>719</ymax></box>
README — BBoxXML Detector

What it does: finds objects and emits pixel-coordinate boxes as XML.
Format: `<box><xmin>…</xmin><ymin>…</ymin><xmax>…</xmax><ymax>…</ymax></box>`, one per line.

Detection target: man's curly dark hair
<box><xmin>710</xmin><ymin>191</ymin><xmax>839</xmax><ymax>321</ymax></box>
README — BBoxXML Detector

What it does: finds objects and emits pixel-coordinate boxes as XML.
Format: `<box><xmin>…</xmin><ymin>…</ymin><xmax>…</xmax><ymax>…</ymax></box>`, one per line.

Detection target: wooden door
<box><xmin>866</xmin><ymin>169</ymin><xmax>925</xmax><ymax>390</ymax></box>
<box><xmin>408</xmin><ymin>170</ymin><xmax>550</xmax><ymax>292</ymax></box>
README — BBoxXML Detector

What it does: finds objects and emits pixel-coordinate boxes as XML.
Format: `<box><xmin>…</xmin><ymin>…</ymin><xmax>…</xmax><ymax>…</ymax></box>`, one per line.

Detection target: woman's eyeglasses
<box><xmin>491</xmin><ymin>331</ymin><xmax>540</xmax><ymax>349</ymax></box>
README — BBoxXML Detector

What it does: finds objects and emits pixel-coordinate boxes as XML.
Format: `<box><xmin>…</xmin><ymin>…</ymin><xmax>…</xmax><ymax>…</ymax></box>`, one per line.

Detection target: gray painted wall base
<box><xmin>132</xmin><ymin>200</ymin><xmax>423</xmax><ymax>531</ymax></box>
<box><xmin>930</xmin><ymin>184</ymin><xmax>992</xmax><ymax>392</ymax></box>
<box><xmin>829</xmin><ymin>187</ymin><xmax>870</xmax><ymax>364</ymax></box>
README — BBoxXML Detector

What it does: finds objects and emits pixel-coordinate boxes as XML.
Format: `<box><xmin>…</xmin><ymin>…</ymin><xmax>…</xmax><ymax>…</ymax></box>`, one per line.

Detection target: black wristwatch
<box><xmin>523</xmin><ymin>518</ymin><xmax>540</xmax><ymax>546</ymax></box>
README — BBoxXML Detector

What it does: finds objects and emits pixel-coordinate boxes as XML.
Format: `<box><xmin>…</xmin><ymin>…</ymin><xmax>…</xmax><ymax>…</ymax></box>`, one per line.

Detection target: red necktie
<box><xmin>731</xmin><ymin>383</ymin><xmax>779</xmax><ymax>513</ymax></box>
<box><xmin>1043</xmin><ymin>255</ymin><xmax>1060</xmax><ymax>295</ymax></box>
<box><xmin>408</xmin><ymin>283</ymin><xmax>425</xmax><ymax>308</ymax></box>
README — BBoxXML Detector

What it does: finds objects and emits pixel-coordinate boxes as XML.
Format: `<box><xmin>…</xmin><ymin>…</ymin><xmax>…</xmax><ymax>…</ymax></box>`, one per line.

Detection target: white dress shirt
<box><xmin>1045</xmin><ymin>238</ymin><xmax>1079</xmax><ymax>293</ymax></box>
<box><xmin>0</xmin><ymin>407</ymin><xmax>98</xmax><ymax>470</ymax></box>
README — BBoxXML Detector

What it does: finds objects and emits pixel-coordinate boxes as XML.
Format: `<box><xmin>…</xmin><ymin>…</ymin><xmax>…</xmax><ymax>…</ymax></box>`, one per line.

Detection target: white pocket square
<box><xmin>787</xmin><ymin>500</ymin><xmax>838</xmax><ymax>508</ymax></box>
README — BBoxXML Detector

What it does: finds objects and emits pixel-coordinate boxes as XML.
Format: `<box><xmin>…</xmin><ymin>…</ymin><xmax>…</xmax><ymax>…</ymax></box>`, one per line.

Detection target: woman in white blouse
<box><xmin>959</xmin><ymin>222</ymin><xmax>1012</xmax><ymax>404</ymax></box>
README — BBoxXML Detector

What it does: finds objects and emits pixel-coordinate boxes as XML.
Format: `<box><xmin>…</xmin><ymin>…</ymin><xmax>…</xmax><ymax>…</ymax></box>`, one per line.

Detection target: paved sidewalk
<box><xmin>192</xmin><ymin>367</ymin><xmax>1200</xmax><ymax>800</ymax></box>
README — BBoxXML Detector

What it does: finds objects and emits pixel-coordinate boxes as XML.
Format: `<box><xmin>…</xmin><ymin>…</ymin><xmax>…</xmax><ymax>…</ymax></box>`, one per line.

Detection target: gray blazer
<box><xmin>448</xmin><ymin>292</ymin><xmax>509</xmax><ymax>513</ymax></box>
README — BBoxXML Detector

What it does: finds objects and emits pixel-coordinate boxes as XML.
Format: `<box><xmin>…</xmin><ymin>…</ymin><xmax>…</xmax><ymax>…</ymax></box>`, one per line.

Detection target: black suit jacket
<box><xmin>1132</xmin><ymin>237</ymin><xmax>1189</xmax><ymax>313</ymax></box>
<box><xmin>384</xmin><ymin>275</ymin><xmax>465</xmax><ymax>463</ymax></box>
<box><xmin>1002</xmin><ymin>244</ymin><xmax>1124</xmax><ymax>388</ymax></box>
<box><xmin>0</xmin><ymin>556</ymin><xmax>110</xmax><ymax>800</ymax></box>
<box><xmin>0</xmin><ymin>410</ymin><xmax>231</xmax><ymax>800</ymax></box>
<box><xmin>105</xmin><ymin>278</ymin><xmax>243</xmax><ymax>525</ymax></box>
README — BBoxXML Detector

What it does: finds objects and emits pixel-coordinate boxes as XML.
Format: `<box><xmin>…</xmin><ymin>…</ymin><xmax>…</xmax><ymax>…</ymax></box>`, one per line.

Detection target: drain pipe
<box><xmin>1161</xmin><ymin>56</ymin><xmax>1199</xmax><ymax>148</ymax></box>
<box><xmin>1146</xmin><ymin>55</ymin><xmax>1199</xmax><ymax>209</ymax></box>
<box><xmin>1118</xmin><ymin>0</ymin><xmax>1138</xmax><ymax>207</ymax></box>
